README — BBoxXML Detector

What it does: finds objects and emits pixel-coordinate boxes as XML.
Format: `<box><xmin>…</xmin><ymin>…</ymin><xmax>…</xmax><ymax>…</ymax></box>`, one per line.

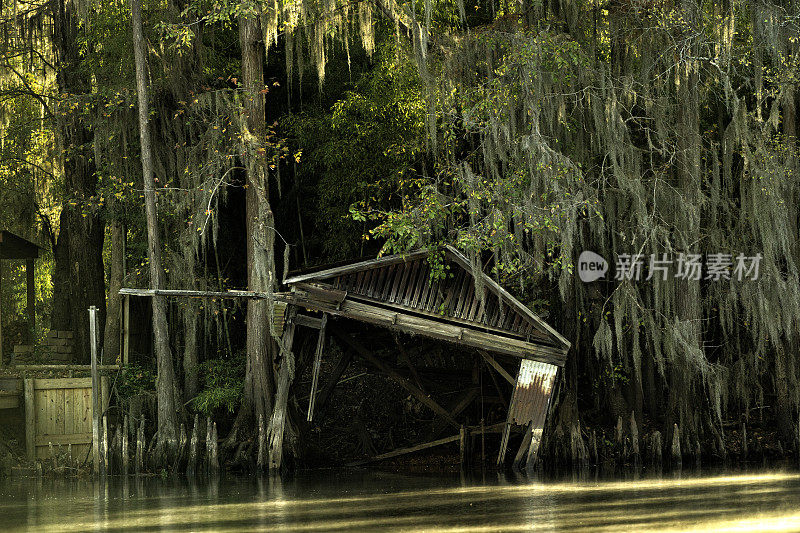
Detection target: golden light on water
<box><xmin>3</xmin><ymin>471</ymin><xmax>800</xmax><ymax>531</ymax></box>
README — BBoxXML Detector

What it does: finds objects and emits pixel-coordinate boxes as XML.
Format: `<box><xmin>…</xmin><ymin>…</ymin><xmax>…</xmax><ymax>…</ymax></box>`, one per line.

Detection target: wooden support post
<box><xmin>24</xmin><ymin>378</ymin><xmax>34</xmax><ymax>460</ymax></box>
<box><xmin>268</xmin><ymin>308</ymin><xmax>297</xmax><ymax>472</ymax></box>
<box><xmin>122</xmin><ymin>294</ymin><xmax>130</xmax><ymax>366</ymax></box>
<box><xmin>89</xmin><ymin>306</ymin><xmax>102</xmax><ymax>475</ymax></box>
<box><xmin>307</xmin><ymin>314</ymin><xmax>328</xmax><ymax>422</ymax></box>
<box><xmin>333</xmin><ymin>330</ymin><xmax>460</xmax><ymax>430</ymax></box>
<box><xmin>26</xmin><ymin>258</ymin><xmax>35</xmax><ymax>343</ymax></box>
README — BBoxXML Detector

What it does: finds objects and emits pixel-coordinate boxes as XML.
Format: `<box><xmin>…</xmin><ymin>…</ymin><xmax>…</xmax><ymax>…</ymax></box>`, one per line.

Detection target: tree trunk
<box><xmin>53</xmin><ymin>0</ymin><xmax>106</xmax><ymax>361</ymax></box>
<box><xmin>234</xmin><ymin>7</ymin><xmax>277</xmax><ymax>450</ymax></box>
<box><xmin>129</xmin><ymin>0</ymin><xmax>178</xmax><ymax>466</ymax></box>
<box><xmin>50</xmin><ymin>212</ymin><xmax>71</xmax><ymax>331</ymax></box>
<box><xmin>103</xmin><ymin>219</ymin><xmax>125</xmax><ymax>365</ymax></box>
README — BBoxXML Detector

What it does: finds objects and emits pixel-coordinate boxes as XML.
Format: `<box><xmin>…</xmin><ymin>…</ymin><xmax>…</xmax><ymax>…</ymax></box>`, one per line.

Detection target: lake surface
<box><xmin>2</xmin><ymin>468</ymin><xmax>800</xmax><ymax>531</ymax></box>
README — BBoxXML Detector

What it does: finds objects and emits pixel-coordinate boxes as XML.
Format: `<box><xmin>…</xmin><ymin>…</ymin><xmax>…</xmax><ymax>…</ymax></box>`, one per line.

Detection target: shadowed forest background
<box><xmin>2</xmin><ymin>0</ymin><xmax>800</xmax><ymax>470</ymax></box>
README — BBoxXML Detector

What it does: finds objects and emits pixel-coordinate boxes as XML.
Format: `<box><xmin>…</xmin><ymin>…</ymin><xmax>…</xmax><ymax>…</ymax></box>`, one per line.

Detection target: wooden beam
<box><xmin>284</xmin><ymin>250</ymin><xmax>430</xmax><ymax>285</ymax></box>
<box><xmin>333</xmin><ymin>330</ymin><xmax>460</xmax><ymax>430</ymax></box>
<box><xmin>26</xmin><ymin>259</ymin><xmax>34</xmax><ymax>343</ymax></box>
<box><xmin>478</xmin><ymin>350</ymin><xmax>515</xmax><ymax>385</ymax></box>
<box><xmin>294</xmin><ymin>314</ymin><xmax>323</xmax><ymax>330</ymax></box>
<box><xmin>119</xmin><ymin>288</ymin><xmax>271</xmax><ymax>299</ymax></box>
<box><xmin>348</xmin><ymin>433</ymin><xmax>461</xmax><ymax>466</ymax></box>
<box><xmin>33</xmin><ymin>378</ymin><xmax>92</xmax><ymax>389</ymax></box>
<box><xmin>306</xmin><ymin>314</ymin><xmax>328</xmax><ymax>422</ymax></box>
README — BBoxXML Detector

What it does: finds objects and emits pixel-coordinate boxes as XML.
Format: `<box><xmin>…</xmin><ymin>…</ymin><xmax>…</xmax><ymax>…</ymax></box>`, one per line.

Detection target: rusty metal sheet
<box><xmin>508</xmin><ymin>360</ymin><xmax>559</xmax><ymax>427</ymax></box>
<box><xmin>498</xmin><ymin>359</ymin><xmax>560</xmax><ymax>465</ymax></box>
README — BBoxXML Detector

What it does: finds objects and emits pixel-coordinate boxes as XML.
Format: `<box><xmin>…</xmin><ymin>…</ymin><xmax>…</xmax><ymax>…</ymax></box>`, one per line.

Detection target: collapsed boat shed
<box><xmin>277</xmin><ymin>246</ymin><xmax>571</xmax><ymax>466</ymax></box>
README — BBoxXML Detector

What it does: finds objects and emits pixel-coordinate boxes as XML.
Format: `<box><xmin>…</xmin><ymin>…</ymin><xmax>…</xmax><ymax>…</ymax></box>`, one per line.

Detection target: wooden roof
<box><xmin>0</xmin><ymin>231</ymin><xmax>40</xmax><ymax>260</ymax></box>
<box><xmin>283</xmin><ymin>246</ymin><xmax>570</xmax><ymax>364</ymax></box>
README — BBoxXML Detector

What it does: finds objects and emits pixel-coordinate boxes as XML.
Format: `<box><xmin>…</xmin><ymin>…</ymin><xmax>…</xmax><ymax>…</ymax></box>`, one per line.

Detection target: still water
<box><xmin>2</xmin><ymin>468</ymin><xmax>800</xmax><ymax>532</ymax></box>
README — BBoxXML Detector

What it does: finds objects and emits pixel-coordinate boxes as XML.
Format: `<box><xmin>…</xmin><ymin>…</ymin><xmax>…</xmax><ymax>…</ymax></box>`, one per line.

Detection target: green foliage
<box><xmin>191</xmin><ymin>357</ymin><xmax>245</xmax><ymax>415</ymax></box>
<box><xmin>285</xmin><ymin>38</ymin><xmax>426</xmax><ymax>261</ymax></box>
<box><xmin>118</xmin><ymin>363</ymin><xmax>157</xmax><ymax>400</ymax></box>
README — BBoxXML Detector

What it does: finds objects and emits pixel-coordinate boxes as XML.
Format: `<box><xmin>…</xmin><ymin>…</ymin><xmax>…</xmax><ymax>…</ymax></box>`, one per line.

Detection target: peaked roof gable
<box><xmin>285</xmin><ymin>246</ymin><xmax>570</xmax><ymax>350</ymax></box>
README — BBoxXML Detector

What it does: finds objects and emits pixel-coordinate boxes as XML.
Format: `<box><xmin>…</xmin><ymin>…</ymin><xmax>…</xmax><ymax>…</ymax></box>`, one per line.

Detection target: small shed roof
<box><xmin>283</xmin><ymin>246</ymin><xmax>570</xmax><ymax>365</ymax></box>
<box><xmin>0</xmin><ymin>231</ymin><xmax>40</xmax><ymax>260</ymax></box>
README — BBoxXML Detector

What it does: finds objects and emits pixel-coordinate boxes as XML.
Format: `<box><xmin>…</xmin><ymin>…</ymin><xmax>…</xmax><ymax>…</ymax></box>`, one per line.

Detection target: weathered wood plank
<box><xmin>33</xmin><ymin>378</ymin><xmax>92</xmax><ymax>390</ymax></box>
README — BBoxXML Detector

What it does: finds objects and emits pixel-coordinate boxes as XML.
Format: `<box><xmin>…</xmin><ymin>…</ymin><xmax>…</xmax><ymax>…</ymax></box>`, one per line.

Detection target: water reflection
<box><xmin>1</xmin><ymin>469</ymin><xmax>799</xmax><ymax>531</ymax></box>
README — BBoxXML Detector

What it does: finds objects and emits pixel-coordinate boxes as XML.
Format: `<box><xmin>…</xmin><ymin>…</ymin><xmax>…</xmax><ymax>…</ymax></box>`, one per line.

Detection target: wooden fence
<box><xmin>24</xmin><ymin>377</ymin><xmax>108</xmax><ymax>462</ymax></box>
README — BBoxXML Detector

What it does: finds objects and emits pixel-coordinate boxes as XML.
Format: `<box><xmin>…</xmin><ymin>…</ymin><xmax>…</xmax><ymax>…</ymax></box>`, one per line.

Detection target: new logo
<box><xmin>578</xmin><ymin>251</ymin><xmax>608</xmax><ymax>282</ymax></box>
